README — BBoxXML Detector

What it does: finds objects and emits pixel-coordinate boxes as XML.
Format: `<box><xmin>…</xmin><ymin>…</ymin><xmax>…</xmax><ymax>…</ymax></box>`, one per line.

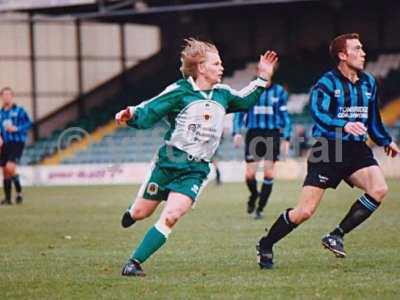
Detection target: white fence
<box><xmin>16</xmin><ymin>149</ymin><xmax>400</xmax><ymax>186</ymax></box>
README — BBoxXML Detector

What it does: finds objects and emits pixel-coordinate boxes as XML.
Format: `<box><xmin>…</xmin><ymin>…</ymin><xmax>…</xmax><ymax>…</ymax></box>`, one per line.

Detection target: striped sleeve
<box><xmin>309</xmin><ymin>77</ymin><xmax>347</xmax><ymax>130</ymax></box>
<box><xmin>232</xmin><ymin>112</ymin><xmax>245</xmax><ymax>135</ymax></box>
<box><xmin>0</xmin><ymin>110</ymin><xmax>3</xmax><ymax>138</ymax></box>
<box><xmin>16</xmin><ymin>107</ymin><xmax>32</xmax><ymax>133</ymax></box>
<box><xmin>127</xmin><ymin>83</ymin><xmax>182</xmax><ymax>129</ymax></box>
<box><xmin>278</xmin><ymin>88</ymin><xmax>291</xmax><ymax>140</ymax></box>
<box><xmin>367</xmin><ymin>78</ymin><xmax>392</xmax><ymax>146</ymax></box>
<box><xmin>217</xmin><ymin>77</ymin><xmax>268</xmax><ymax>113</ymax></box>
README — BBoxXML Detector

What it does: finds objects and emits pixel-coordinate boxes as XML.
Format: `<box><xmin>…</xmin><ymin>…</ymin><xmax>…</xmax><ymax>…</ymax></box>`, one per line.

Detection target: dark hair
<box><xmin>329</xmin><ymin>33</ymin><xmax>360</xmax><ymax>63</ymax></box>
<box><xmin>0</xmin><ymin>86</ymin><xmax>14</xmax><ymax>95</ymax></box>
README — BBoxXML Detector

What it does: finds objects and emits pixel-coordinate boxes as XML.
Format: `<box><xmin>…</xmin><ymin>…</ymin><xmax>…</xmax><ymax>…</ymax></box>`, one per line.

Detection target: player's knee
<box><xmin>4</xmin><ymin>167</ymin><xmax>15</xmax><ymax>177</ymax></box>
<box><xmin>369</xmin><ymin>185</ymin><xmax>388</xmax><ymax>201</ymax></box>
<box><xmin>164</xmin><ymin>210</ymin><xmax>182</xmax><ymax>228</ymax></box>
<box><xmin>293</xmin><ymin>207</ymin><xmax>314</xmax><ymax>223</ymax></box>
<box><xmin>245</xmin><ymin>171</ymin><xmax>256</xmax><ymax>180</ymax></box>
<box><xmin>3</xmin><ymin>168</ymin><xmax>12</xmax><ymax>178</ymax></box>
<box><xmin>264</xmin><ymin>170</ymin><xmax>273</xmax><ymax>179</ymax></box>
<box><xmin>131</xmin><ymin>207</ymin><xmax>151</xmax><ymax>220</ymax></box>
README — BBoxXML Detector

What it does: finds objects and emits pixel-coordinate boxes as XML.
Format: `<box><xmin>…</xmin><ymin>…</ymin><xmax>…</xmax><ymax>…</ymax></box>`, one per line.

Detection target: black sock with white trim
<box><xmin>331</xmin><ymin>193</ymin><xmax>380</xmax><ymax>237</ymax></box>
<box><xmin>258</xmin><ymin>208</ymin><xmax>298</xmax><ymax>250</ymax></box>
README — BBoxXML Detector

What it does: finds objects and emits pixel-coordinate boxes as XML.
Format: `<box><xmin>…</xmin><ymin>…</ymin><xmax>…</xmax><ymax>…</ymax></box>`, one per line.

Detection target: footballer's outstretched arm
<box><xmin>115</xmin><ymin>107</ymin><xmax>133</xmax><ymax>125</ymax></box>
<box><xmin>226</xmin><ymin>51</ymin><xmax>278</xmax><ymax>112</ymax></box>
<box><xmin>115</xmin><ymin>84</ymin><xmax>182</xmax><ymax>129</ymax></box>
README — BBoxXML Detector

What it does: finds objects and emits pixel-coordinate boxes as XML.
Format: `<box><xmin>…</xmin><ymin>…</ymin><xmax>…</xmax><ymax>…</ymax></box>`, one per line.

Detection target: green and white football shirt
<box><xmin>127</xmin><ymin>76</ymin><xmax>268</xmax><ymax>162</ymax></box>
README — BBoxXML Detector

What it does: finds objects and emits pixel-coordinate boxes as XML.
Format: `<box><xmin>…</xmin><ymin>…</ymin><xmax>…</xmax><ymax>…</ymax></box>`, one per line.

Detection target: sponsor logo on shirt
<box><xmin>2</xmin><ymin>119</ymin><xmax>12</xmax><ymax>128</ymax></box>
<box><xmin>254</xmin><ymin>106</ymin><xmax>273</xmax><ymax>115</ymax></box>
<box><xmin>337</xmin><ymin>106</ymin><xmax>368</xmax><ymax>119</ymax></box>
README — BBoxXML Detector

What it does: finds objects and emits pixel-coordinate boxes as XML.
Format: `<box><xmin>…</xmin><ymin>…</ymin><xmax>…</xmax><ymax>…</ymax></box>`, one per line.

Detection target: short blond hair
<box><xmin>180</xmin><ymin>38</ymin><xmax>218</xmax><ymax>79</ymax></box>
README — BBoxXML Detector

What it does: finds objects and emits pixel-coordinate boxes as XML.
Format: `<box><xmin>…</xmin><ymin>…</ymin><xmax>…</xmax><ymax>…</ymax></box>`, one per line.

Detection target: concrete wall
<box><xmin>0</xmin><ymin>14</ymin><xmax>160</xmax><ymax>122</ymax></box>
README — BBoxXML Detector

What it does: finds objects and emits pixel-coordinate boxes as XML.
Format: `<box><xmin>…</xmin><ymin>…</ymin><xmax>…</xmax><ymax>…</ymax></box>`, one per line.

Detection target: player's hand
<box><xmin>5</xmin><ymin>125</ymin><xmax>17</xmax><ymax>133</ymax></box>
<box><xmin>233</xmin><ymin>134</ymin><xmax>243</xmax><ymax>148</ymax></box>
<box><xmin>257</xmin><ymin>50</ymin><xmax>278</xmax><ymax>82</ymax></box>
<box><xmin>115</xmin><ymin>107</ymin><xmax>133</xmax><ymax>125</ymax></box>
<box><xmin>281</xmin><ymin>140</ymin><xmax>290</xmax><ymax>157</ymax></box>
<box><xmin>0</xmin><ymin>137</ymin><xmax>3</xmax><ymax>148</ymax></box>
<box><xmin>384</xmin><ymin>142</ymin><xmax>399</xmax><ymax>158</ymax></box>
<box><xmin>344</xmin><ymin>122</ymin><xmax>367</xmax><ymax>136</ymax></box>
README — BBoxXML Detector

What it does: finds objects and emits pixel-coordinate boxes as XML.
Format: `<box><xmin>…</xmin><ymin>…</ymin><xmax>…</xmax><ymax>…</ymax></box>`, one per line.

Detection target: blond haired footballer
<box><xmin>115</xmin><ymin>38</ymin><xmax>278</xmax><ymax>276</ymax></box>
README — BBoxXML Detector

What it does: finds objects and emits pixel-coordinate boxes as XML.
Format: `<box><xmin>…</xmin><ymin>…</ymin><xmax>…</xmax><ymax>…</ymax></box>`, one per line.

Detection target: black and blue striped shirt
<box><xmin>310</xmin><ymin>68</ymin><xmax>392</xmax><ymax>146</ymax></box>
<box><xmin>0</xmin><ymin>104</ymin><xmax>32</xmax><ymax>143</ymax></box>
<box><xmin>233</xmin><ymin>83</ymin><xmax>291</xmax><ymax>140</ymax></box>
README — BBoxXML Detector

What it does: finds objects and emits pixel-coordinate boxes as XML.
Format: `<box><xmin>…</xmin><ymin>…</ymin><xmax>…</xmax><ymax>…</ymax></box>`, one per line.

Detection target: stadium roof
<box><xmin>0</xmin><ymin>0</ymin><xmax>321</xmax><ymax>21</ymax></box>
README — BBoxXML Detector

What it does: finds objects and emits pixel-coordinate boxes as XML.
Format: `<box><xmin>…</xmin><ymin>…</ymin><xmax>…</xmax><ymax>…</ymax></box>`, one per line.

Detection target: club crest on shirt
<box><xmin>334</xmin><ymin>89</ymin><xmax>341</xmax><ymax>98</ymax></box>
<box><xmin>271</xmin><ymin>96</ymin><xmax>280</xmax><ymax>103</ymax></box>
<box><xmin>203</xmin><ymin>112</ymin><xmax>211</xmax><ymax>121</ymax></box>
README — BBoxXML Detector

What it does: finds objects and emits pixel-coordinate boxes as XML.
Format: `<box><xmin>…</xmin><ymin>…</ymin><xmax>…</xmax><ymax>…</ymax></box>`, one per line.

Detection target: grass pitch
<box><xmin>1</xmin><ymin>179</ymin><xmax>399</xmax><ymax>299</ymax></box>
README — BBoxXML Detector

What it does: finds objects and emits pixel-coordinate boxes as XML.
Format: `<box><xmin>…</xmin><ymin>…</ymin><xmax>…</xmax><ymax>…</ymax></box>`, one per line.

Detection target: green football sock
<box><xmin>131</xmin><ymin>225</ymin><xmax>169</xmax><ymax>263</ymax></box>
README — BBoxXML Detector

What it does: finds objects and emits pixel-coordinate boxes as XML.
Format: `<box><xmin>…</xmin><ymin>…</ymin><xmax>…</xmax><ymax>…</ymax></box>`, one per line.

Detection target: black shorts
<box><xmin>0</xmin><ymin>142</ymin><xmax>25</xmax><ymax>166</ymax></box>
<box><xmin>245</xmin><ymin>129</ymin><xmax>281</xmax><ymax>162</ymax></box>
<box><xmin>303</xmin><ymin>139</ymin><xmax>378</xmax><ymax>189</ymax></box>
